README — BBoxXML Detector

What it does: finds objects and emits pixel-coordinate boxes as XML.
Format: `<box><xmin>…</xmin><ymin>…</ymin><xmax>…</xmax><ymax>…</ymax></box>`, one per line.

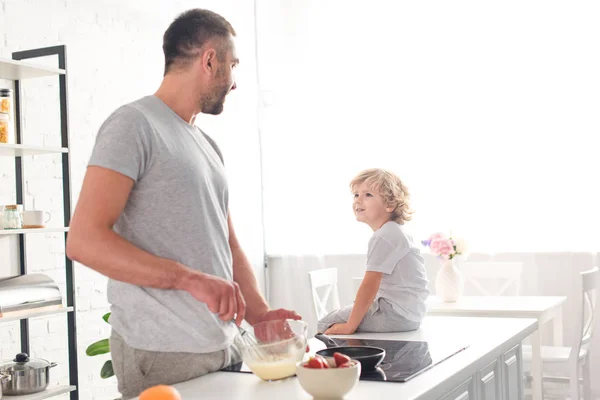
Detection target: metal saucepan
<box><xmin>0</xmin><ymin>353</ymin><xmax>57</xmax><ymax>395</ymax></box>
<box><xmin>315</xmin><ymin>333</ymin><xmax>386</xmax><ymax>371</ymax></box>
<box><xmin>0</xmin><ymin>373</ymin><xmax>11</xmax><ymax>399</ymax></box>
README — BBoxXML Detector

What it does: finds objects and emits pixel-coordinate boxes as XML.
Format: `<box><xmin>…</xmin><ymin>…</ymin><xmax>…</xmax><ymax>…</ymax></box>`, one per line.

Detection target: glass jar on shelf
<box><xmin>0</xmin><ymin>113</ymin><xmax>9</xmax><ymax>144</ymax></box>
<box><xmin>0</xmin><ymin>89</ymin><xmax>12</xmax><ymax>115</ymax></box>
<box><xmin>0</xmin><ymin>88</ymin><xmax>12</xmax><ymax>144</ymax></box>
<box><xmin>3</xmin><ymin>205</ymin><xmax>22</xmax><ymax>229</ymax></box>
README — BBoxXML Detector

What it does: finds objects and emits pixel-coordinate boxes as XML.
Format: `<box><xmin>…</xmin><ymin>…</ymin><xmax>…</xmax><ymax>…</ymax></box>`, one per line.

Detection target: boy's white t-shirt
<box><xmin>365</xmin><ymin>221</ymin><xmax>430</xmax><ymax>322</ymax></box>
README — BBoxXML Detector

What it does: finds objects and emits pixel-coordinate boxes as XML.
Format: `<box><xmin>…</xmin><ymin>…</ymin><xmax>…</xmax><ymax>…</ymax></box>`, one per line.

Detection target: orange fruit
<box><xmin>139</xmin><ymin>385</ymin><xmax>182</xmax><ymax>400</ymax></box>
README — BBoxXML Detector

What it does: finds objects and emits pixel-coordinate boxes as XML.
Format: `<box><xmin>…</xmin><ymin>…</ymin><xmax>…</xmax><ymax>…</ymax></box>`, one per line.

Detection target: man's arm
<box><xmin>67</xmin><ymin>166</ymin><xmax>245</xmax><ymax>324</ymax></box>
<box><xmin>228</xmin><ymin>213</ymin><xmax>268</xmax><ymax>325</ymax></box>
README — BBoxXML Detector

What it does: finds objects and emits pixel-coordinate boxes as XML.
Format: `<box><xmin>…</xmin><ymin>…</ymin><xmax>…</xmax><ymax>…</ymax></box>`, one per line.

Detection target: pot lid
<box><xmin>0</xmin><ymin>353</ymin><xmax>52</xmax><ymax>372</ymax></box>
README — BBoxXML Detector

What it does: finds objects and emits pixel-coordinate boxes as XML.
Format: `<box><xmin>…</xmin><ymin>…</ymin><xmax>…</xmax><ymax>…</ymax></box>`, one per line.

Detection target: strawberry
<box><xmin>316</xmin><ymin>355</ymin><xmax>329</xmax><ymax>368</ymax></box>
<box><xmin>333</xmin><ymin>352</ymin><xmax>351</xmax><ymax>367</ymax></box>
<box><xmin>306</xmin><ymin>356</ymin><xmax>327</xmax><ymax>369</ymax></box>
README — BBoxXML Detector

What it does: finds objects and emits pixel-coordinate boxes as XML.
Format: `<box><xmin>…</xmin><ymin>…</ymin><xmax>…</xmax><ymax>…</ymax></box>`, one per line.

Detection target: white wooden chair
<box><xmin>308</xmin><ymin>268</ymin><xmax>341</xmax><ymax>321</ymax></box>
<box><xmin>523</xmin><ymin>266</ymin><xmax>599</xmax><ymax>400</ymax></box>
<box><xmin>461</xmin><ymin>261</ymin><xmax>524</xmax><ymax>296</ymax></box>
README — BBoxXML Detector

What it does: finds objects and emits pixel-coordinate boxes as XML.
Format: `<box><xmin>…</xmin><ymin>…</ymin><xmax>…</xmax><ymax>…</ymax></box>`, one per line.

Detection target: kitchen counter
<box><xmin>135</xmin><ymin>316</ymin><xmax>537</xmax><ymax>399</ymax></box>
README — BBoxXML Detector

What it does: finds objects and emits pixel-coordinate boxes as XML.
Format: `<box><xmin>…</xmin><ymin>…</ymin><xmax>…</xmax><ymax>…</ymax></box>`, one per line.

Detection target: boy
<box><xmin>318</xmin><ymin>169</ymin><xmax>429</xmax><ymax>334</ymax></box>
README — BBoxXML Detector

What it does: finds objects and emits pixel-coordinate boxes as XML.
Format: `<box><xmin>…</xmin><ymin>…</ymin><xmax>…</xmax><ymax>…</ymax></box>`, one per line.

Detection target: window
<box><xmin>256</xmin><ymin>1</ymin><xmax>600</xmax><ymax>255</ymax></box>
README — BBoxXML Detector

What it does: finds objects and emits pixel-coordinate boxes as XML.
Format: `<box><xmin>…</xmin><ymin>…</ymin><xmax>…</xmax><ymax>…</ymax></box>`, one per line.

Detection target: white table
<box><xmin>135</xmin><ymin>316</ymin><xmax>537</xmax><ymax>400</ymax></box>
<box><xmin>426</xmin><ymin>295</ymin><xmax>567</xmax><ymax>400</ymax></box>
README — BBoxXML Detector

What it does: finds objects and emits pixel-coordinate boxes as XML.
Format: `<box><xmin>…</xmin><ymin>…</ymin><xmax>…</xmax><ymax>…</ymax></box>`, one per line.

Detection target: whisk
<box><xmin>234</xmin><ymin>321</ymin><xmax>269</xmax><ymax>361</ymax></box>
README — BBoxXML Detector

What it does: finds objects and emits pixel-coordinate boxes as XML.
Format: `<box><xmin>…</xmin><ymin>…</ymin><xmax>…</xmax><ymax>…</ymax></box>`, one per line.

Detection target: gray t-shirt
<box><xmin>88</xmin><ymin>95</ymin><xmax>236</xmax><ymax>353</ymax></box>
<box><xmin>366</xmin><ymin>221</ymin><xmax>430</xmax><ymax>322</ymax></box>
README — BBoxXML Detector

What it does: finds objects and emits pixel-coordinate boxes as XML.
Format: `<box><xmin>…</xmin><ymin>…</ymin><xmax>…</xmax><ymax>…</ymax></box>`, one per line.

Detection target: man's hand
<box><xmin>324</xmin><ymin>323</ymin><xmax>357</xmax><ymax>335</ymax></box>
<box><xmin>254</xmin><ymin>308</ymin><xmax>301</xmax><ymax>324</ymax></box>
<box><xmin>252</xmin><ymin>309</ymin><xmax>309</xmax><ymax>352</ymax></box>
<box><xmin>183</xmin><ymin>273</ymin><xmax>246</xmax><ymax>326</ymax></box>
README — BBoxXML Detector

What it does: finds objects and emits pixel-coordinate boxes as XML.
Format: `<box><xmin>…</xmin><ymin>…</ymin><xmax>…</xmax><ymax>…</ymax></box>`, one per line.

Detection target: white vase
<box><xmin>435</xmin><ymin>258</ymin><xmax>464</xmax><ymax>302</ymax></box>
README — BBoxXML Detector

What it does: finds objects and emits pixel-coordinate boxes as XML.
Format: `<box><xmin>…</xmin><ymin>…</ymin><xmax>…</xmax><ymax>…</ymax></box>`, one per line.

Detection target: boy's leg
<box><xmin>317</xmin><ymin>304</ymin><xmax>354</xmax><ymax>333</ymax></box>
<box><xmin>357</xmin><ymin>298</ymin><xmax>421</xmax><ymax>333</ymax></box>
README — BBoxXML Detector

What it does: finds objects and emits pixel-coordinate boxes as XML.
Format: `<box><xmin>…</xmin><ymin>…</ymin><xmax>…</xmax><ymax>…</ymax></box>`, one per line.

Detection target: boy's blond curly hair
<box><xmin>350</xmin><ymin>168</ymin><xmax>414</xmax><ymax>224</ymax></box>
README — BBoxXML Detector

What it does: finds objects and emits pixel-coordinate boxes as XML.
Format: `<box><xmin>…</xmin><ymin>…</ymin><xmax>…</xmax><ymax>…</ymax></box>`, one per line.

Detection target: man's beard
<box><xmin>202</xmin><ymin>85</ymin><xmax>229</xmax><ymax>115</ymax></box>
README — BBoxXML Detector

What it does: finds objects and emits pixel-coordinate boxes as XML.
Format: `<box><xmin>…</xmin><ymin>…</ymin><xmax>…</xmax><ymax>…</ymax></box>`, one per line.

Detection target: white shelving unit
<box><xmin>0</xmin><ymin>306</ymin><xmax>74</xmax><ymax>323</ymax></box>
<box><xmin>3</xmin><ymin>385</ymin><xmax>76</xmax><ymax>400</ymax></box>
<box><xmin>0</xmin><ymin>143</ymin><xmax>68</xmax><ymax>157</ymax></box>
<box><xmin>0</xmin><ymin>57</ymin><xmax>65</xmax><ymax>80</ymax></box>
<box><xmin>1</xmin><ymin>46</ymin><xmax>79</xmax><ymax>400</ymax></box>
<box><xmin>0</xmin><ymin>227</ymin><xmax>69</xmax><ymax>235</ymax></box>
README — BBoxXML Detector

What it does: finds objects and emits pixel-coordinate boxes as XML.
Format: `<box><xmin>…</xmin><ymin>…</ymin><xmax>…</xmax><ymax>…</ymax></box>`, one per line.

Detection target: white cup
<box><xmin>22</xmin><ymin>210</ymin><xmax>51</xmax><ymax>228</ymax></box>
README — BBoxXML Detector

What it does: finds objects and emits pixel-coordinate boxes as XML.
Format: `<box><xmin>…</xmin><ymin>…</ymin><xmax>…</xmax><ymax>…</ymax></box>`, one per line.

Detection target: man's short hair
<box><xmin>163</xmin><ymin>9</ymin><xmax>236</xmax><ymax>75</ymax></box>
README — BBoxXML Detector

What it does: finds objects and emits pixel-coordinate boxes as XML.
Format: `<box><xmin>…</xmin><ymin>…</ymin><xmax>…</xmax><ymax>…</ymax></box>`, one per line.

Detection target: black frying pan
<box><xmin>314</xmin><ymin>333</ymin><xmax>386</xmax><ymax>371</ymax></box>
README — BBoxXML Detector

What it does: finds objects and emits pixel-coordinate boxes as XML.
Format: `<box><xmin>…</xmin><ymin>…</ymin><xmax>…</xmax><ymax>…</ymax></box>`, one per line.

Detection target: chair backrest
<box><xmin>308</xmin><ymin>268</ymin><xmax>341</xmax><ymax>321</ymax></box>
<box><xmin>460</xmin><ymin>262</ymin><xmax>524</xmax><ymax>296</ymax></box>
<box><xmin>570</xmin><ymin>266</ymin><xmax>599</xmax><ymax>363</ymax></box>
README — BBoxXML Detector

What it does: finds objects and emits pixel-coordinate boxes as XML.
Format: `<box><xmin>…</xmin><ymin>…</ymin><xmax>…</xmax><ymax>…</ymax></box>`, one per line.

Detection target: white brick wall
<box><xmin>1</xmin><ymin>1</ymin><xmax>263</xmax><ymax>399</ymax></box>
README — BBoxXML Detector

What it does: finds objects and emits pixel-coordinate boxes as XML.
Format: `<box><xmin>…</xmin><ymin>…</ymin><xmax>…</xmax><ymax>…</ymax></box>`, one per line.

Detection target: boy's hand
<box><xmin>324</xmin><ymin>323</ymin><xmax>357</xmax><ymax>335</ymax></box>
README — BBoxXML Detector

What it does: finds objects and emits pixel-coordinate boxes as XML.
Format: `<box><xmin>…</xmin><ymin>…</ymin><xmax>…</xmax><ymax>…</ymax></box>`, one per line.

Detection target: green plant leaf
<box><xmin>101</xmin><ymin>360</ymin><xmax>114</xmax><ymax>379</ymax></box>
<box><xmin>103</xmin><ymin>312</ymin><xmax>111</xmax><ymax>324</ymax></box>
<box><xmin>86</xmin><ymin>339</ymin><xmax>110</xmax><ymax>356</ymax></box>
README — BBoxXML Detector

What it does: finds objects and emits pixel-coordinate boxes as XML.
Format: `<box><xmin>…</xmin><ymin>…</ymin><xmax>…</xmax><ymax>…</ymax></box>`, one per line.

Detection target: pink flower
<box><xmin>429</xmin><ymin>238</ymin><xmax>456</xmax><ymax>260</ymax></box>
<box><xmin>429</xmin><ymin>232</ymin><xmax>447</xmax><ymax>242</ymax></box>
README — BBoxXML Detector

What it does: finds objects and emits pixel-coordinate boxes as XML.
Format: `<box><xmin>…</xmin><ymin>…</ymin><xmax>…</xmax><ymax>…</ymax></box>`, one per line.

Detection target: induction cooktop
<box><xmin>222</xmin><ymin>337</ymin><xmax>469</xmax><ymax>383</ymax></box>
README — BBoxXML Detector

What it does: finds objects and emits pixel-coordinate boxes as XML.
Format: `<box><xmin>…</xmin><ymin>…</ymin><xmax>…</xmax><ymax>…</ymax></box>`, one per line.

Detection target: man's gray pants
<box><xmin>110</xmin><ymin>330</ymin><xmax>241</xmax><ymax>399</ymax></box>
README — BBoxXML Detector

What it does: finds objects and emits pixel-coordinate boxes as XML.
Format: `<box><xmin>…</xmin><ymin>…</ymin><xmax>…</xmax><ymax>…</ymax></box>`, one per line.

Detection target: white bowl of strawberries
<box><xmin>296</xmin><ymin>352</ymin><xmax>361</xmax><ymax>399</ymax></box>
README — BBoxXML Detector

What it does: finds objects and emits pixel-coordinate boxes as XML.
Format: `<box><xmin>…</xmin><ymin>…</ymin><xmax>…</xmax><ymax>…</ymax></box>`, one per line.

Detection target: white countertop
<box><xmin>138</xmin><ymin>316</ymin><xmax>537</xmax><ymax>400</ymax></box>
<box><xmin>426</xmin><ymin>295</ymin><xmax>566</xmax><ymax>317</ymax></box>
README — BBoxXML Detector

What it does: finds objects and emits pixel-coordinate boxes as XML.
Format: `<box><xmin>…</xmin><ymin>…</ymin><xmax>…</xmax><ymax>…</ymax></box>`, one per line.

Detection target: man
<box><xmin>67</xmin><ymin>9</ymin><xmax>301</xmax><ymax>399</ymax></box>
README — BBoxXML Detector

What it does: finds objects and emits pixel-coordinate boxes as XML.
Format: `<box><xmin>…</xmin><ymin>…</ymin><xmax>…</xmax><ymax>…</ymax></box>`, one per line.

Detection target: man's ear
<box><xmin>202</xmin><ymin>48</ymin><xmax>217</xmax><ymax>74</ymax></box>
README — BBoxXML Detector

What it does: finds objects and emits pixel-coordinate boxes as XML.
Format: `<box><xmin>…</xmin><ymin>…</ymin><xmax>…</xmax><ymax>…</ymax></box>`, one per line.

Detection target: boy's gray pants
<box><xmin>317</xmin><ymin>297</ymin><xmax>421</xmax><ymax>333</ymax></box>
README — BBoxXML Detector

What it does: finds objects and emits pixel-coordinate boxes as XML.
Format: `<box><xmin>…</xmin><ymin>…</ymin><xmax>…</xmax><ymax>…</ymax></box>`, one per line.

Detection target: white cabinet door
<box><xmin>440</xmin><ymin>377</ymin><xmax>475</xmax><ymax>400</ymax></box>
<box><xmin>502</xmin><ymin>344</ymin><xmax>523</xmax><ymax>400</ymax></box>
<box><xmin>478</xmin><ymin>359</ymin><xmax>502</xmax><ymax>400</ymax></box>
